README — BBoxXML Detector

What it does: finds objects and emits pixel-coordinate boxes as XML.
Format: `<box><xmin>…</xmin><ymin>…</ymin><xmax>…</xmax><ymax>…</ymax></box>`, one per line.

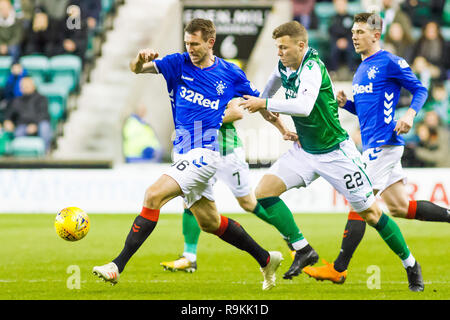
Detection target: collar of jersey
<box><xmin>190</xmin><ymin>55</ymin><xmax>219</xmax><ymax>71</ymax></box>
<box><xmin>362</xmin><ymin>49</ymin><xmax>384</xmax><ymax>63</ymax></box>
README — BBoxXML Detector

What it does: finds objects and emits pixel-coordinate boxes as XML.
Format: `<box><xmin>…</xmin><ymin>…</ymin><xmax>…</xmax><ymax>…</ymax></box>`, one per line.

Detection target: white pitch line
<box><xmin>0</xmin><ymin>279</ymin><xmax>448</xmax><ymax>285</ymax></box>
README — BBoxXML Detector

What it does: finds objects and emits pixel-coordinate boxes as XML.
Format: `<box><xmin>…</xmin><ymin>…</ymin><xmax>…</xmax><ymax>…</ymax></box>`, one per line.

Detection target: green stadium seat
<box><xmin>49</xmin><ymin>54</ymin><xmax>82</xmax><ymax>91</ymax></box>
<box><xmin>347</xmin><ymin>2</ymin><xmax>363</xmax><ymax>16</ymax></box>
<box><xmin>37</xmin><ymin>82</ymin><xmax>70</xmax><ymax>112</ymax></box>
<box><xmin>19</xmin><ymin>55</ymin><xmax>50</xmax><ymax>84</ymax></box>
<box><xmin>11</xmin><ymin>136</ymin><xmax>46</xmax><ymax>157</ymax></box>
<box><xmin>308</xmin><ymin>30</ymin><xmax>330</xmax><ymax>61</ymax></box>
<box><xmin>314</xmin><ymin>2</ymin><xmax>335</xmax><ymax>20</ymax></box>
<box><xmin>102</xmin><ymin>0</ymin><xmax>115</xmax><ymax>14</ymax></box>
<box><xmin>0</xmin><ymin>131</ymin><xmax>13</xmax><ymax>156</ymax></box>
<box><xmin>85</xmin><ymin>32</ymin><xmax>96</xmax><ymax>61</ymax></box>
<box><xmin>48</xmin><ymin>101</ymin><xmax>65</xmax><ymax>131</ymax></box>
<box><xmin>98</xmin><ymin>0</ymin><xmax>115</xmax><ymax>29</ymax></box>
<box><xmin>441</xmin><ymin>27</ymin><xmax>450</xmax><ymax>41</ymax></box>
<box><xmin>0</xmin><ymin>55</ymin><xmax>13</xmax><ymax>88</ymax></box>
<box><xmin>444</xmin><ymin>1</ymin><xmax>450</xmax><ymax>26</ymax></box>
<box><xmin>52</xmin><ymin>73</ymin><xmax>77</xmax><ymax>93</ymax></box>
<box><xmin>315</xmin><ymin>1</ymin><xmax>363</xmax><ymax>28</ymax></box>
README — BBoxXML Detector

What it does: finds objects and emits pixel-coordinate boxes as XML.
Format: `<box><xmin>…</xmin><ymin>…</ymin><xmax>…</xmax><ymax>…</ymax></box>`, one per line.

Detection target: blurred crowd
<box><xmin>0</xmin><ymin>0</ymin><xmax>118</xmax><ymax>156</ymax></box>
<box><xmin>0</xmin><ymin>0</ymin><xmax>447</xmax><ymax>167</ymax></box>
<box><xmin>292</xmin><ymin>0</ymin><xmax>449</xmax><ymax>167</ymax></box>
<box><xmin>0</xmin><ymin>0</ymin><xmax>102</xmax><ymax>64</ymax></box>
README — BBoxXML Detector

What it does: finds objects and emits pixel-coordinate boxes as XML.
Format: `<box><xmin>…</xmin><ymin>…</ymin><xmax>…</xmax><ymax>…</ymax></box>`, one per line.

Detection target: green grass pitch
<box><xmin>0</xmin><ymin>213</ymin><xmax>448</xmax><ymax>300</ymax></box>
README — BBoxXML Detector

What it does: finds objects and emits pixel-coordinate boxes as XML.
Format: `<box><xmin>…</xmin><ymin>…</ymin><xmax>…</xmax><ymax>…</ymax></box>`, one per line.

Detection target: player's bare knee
<box><xmin>143</xmin><ymin>187</ymin><xmax>163</xmax><ymax>209</ymax></box>
<box><xmin>242</xmin><ymin>203</ymin><xmax>255</xmax><ymax>213</ymax></box>
<box><xmin>198</xmin><ymin>218</ymin><xmax>220</xmax><ymax>233</ymax></box>
<box><xmin>255</xmin><ymin>184</ymin><xmax>275</xmax><ymax>199</ymax></box>
<box><xmin>238</xmin><ymin>199</ymin><xmax>256</xmax><ymax>212</ymax></box>
<box><xmin>359</xmin><ymin>206</ymin><xmax>382</xmax><ymax>227</ymax></box>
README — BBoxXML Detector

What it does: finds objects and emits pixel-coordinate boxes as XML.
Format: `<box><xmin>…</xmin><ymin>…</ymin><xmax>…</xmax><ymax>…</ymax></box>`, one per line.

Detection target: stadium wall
<box><xmin>0</xmin><ymin>166</ymin><xmax>448</xmax><ymax>214</ymax></box>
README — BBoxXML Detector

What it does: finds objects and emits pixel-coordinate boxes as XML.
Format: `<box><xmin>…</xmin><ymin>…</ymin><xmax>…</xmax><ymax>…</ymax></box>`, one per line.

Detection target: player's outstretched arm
<box><xmin>130</xmin><ymin>49</ymin><xmax>159</xmax><ymax>74</ymax></box>
<box><xmin>258</xmin><ymin>109</ymin><xmax>299</xmax><ymax>144</ymax></box>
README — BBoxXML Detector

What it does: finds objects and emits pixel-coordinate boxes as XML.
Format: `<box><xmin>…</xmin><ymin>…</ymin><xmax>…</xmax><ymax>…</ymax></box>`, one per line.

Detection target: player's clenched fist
<box><xmin>130</xmin><ymin>48</ymin><xmax>159</xmax><ymax>74</ymax></box>
<box><xmin>137</xmin><ymin>49</ymin><xmax>159</xmax><ymax>63</ymax></box>
<box><xmin>336</xmin><ymin>90</ymin><xmax>347</xmax><ymax>107</ymax></box>
<box><xmin>239</xmin><ymin>95</ymin><xmax>266</xmax><ymax>113</ymax></box>
<box><xmin>394</xmin><ymin>108</ymin><xmax>416</xmax><ymax>135</ymax></box>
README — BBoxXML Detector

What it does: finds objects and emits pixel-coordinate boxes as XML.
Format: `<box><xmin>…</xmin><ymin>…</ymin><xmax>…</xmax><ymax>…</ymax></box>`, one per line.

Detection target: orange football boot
<box><xmin>303</xmin><ymin>259</ymin><xmax>347</xmax><ymax>284</ymax></box>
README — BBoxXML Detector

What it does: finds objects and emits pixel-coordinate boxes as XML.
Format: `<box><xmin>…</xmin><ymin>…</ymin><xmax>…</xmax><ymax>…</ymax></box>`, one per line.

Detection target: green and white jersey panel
<box><xmin>263</xmin><ymin>48</ymin><xmax>349</xmax><ymax>154</ymax></box>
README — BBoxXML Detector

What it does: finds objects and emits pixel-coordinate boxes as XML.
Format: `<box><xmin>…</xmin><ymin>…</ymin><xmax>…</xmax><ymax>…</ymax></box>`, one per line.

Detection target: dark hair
<box><xmin>354</xmin><ymin>13</ymin><xmax>383</xmax><ymax>31</ymax></box>
<box><xmin>272</xmin><ymin>21</ymin><xmax>308</xmax><ymax>42</ymax></box>
<box><xmin>184</xmin><ymin>18</ymin><xmax>216</xmax><ymax>42</ymax></box>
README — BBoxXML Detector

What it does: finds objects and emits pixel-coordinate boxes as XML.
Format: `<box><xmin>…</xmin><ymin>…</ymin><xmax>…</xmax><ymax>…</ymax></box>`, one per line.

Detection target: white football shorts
<box><xmin>165</xmin><ymin>148</ymin><xmax>221</xmax><ymax>208</ymax></box>
<box><xmin>215</xmin><ymin>147</ymin><xmax>252</xmax><ymax>198</ymax></box>
<box><xmin>267</xmin><ymin>139</ymin><xmax>375</xmax><ymax>213</ymax></box>
<box><xmin>361</xmin><ymin>145</ymin><xmax>407</xmax><ymax>194</ymax></box>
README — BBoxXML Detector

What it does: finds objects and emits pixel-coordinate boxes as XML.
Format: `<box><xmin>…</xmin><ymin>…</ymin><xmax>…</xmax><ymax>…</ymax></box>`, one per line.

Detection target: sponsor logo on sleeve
<box><xmin>398</xmin><ymin>59</ymin><xmax>409</xmax><ymax>69</ymax></box>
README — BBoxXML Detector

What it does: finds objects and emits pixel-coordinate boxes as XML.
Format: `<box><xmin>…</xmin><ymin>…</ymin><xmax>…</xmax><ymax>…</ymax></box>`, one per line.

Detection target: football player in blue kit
<box><xmin>304</xmin><ymin>13</ymin><xmax>449</xmax><ymax>291</ymax></box>
<box><xmin>92</xmin><ymin>18</ymin><xmax>283</xmax><ymax>290</ymax></box>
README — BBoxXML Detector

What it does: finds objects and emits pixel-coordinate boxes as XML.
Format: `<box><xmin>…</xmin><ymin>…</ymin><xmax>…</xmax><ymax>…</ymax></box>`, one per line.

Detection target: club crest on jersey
<box><xmin>215</xmin><ymin>80</ymin><xmax>227</xmax><ymax>96</ymax></box>
<box><xmin>367</xmin><ymin>66</ymin><xmax>378</xmax><ymax>79</ymax></box>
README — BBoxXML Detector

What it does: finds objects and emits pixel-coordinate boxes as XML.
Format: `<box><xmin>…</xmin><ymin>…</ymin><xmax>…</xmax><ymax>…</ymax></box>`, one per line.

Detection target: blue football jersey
<box><xmin>154</xmin><ymin>52</ymin><xmax>259</xmax><ymax>154</ymax></box>
<box><xmin>344</xmin><ymin>50</ymin><xmax>428</xmax><ymax>151</ymax></box>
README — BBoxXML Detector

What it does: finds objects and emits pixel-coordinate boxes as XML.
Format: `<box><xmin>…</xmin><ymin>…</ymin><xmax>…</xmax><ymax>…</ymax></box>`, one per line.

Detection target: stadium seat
<box><xmin>49</xmin><ymin>55</ymin><xmax>82</xmax><ymax>92</ymax></box>
<box><xmin>98</xmin><ymin>0</ymin><xmax>116</xmax><ymax>29</ymax></box>
<box><xmin>0</xmin><ymin>55</ymin><xmax>13</xmax><ymax>88</ymax></box>
<box><xmin>102</xmin><ymin>0</ymin><xmax>115</xmax><ymax>15</ymax></box>
<box><xmin>444</xmin><ymin>1</ymin><xmax>450</xmax><ymax>26</ymax></box>
<box><xmin>19</xmin><ymin>55</ymin><xmax>50</xmax><ymax>84</ymax></box>
<box><xmin>37</xmin><ymin>82</ymin><xmax>70</xmax><ymax>112</ymax></box>
<box><xmin>52</xmin><ymin>73</ymin><xmax>77</xmax><ymax>93</ymax></box>
<box><xmin>0</xmin><ymin>131</ymin><xmax>13</xmax><ymax>156</ymax></box>
<box><xmin>347</xmin><ymin>1</ymin><xmax>363</xmax><ymax>16</ymax></box>
<box><xmin>314</xmin><ymin>2</ymin><xmax>335</xmax><ymax>21</ymax></box>
<box><xmin>315</xmin><ymin>1</ymin><xmax>362</xmax><ymax>29</ymax></box>
<box><xmin>49</xmin><ymin>101</ymin><xmax>65</xmax><ymax>131</ymax></box>
<box><xmin>441</xmin><ymin>27</ymin><xmax>450</xmax><ymax>41</ymax></box>
<box><xmin>308</xmin><ymin>30</ymin><xmax>330</xmax><ymax>61</ymax></box>
<box><xmin>11</xmin><ymin>136</ymin><xmax>46</xmax><ymax>157</ymax></box>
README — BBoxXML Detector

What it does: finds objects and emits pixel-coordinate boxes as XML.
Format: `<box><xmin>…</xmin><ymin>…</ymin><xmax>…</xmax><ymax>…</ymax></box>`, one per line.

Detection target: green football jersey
<box><xmin>278</xmin><ymin>48</ymin><xmax>348</xmax><ymax>154</ymax></box>
<box><xmin>218</xmin><ymin>122</ymin><xmax>243</xmax><ymax>156</ymax></box>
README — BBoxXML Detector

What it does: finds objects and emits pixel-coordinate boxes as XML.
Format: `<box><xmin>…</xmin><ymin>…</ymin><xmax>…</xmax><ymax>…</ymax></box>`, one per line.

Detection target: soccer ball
<box><xmin>55</xmin><ymin>207</ymin><xmax>90</xmax><ymax>241</ymax></box>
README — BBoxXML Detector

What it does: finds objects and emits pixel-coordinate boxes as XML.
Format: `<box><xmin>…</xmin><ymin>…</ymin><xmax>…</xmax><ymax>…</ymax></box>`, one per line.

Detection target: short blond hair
<box><xmin>272</xmin><ymin>21</ymin><xmax>308</xmax><ymax>43</ymax></box>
